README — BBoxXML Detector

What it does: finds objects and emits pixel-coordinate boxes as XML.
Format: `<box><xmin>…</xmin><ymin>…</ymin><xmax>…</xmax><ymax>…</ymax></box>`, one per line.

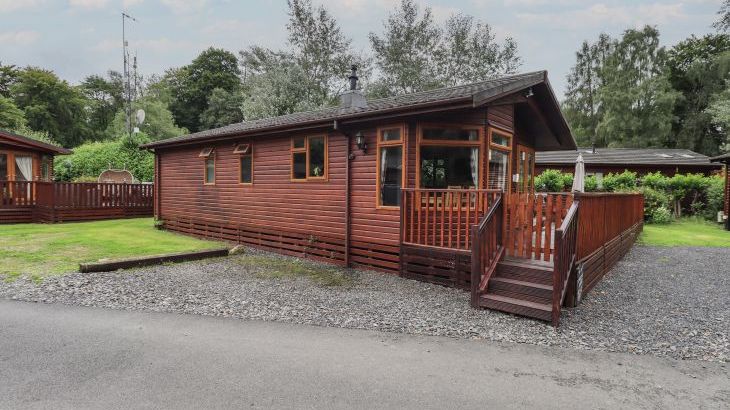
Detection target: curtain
<box><xmin>15</xmin><ymin>156</ymin><xmax>32</xmax><ymax>181</ymax></box>
<box><xmin>470</xmin><ymin>147</ymin><xmax>479</xmax><ymax>188</ymax></box>
<box><xmin>380</xmin><ymin>147</ymin><xmax>387</xmax><ymax>185</ymax></box>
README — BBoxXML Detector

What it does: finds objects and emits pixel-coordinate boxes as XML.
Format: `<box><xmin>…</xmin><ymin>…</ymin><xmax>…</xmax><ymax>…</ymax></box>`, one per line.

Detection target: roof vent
<box><xmin>339</xmin><ymin>65</ymin><xmax>367</xmax><ymax>110</ymax></box>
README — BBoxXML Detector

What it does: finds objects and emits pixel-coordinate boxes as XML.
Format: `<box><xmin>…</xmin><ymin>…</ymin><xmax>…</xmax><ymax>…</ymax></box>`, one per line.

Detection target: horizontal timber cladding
<box><xmin>579</xmin><ymin>222</ymin><xmax>642</xmax><ymax>296</ymax></box>
<box><xmin>400</xmin><ymin>244</ymin><xmax>472</xmax><ymax>290</ymax></box>
<box><xmin>0</xmin><ymin>208</ymin><xmax>33</xmax><ymax>223</ymax></box>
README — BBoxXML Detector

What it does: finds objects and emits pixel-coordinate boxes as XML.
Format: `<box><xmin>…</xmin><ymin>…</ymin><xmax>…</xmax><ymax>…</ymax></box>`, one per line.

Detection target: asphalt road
<box><xmin>0</xmin><ymin>300</ymin><xmax>727</xmax><ymax>409</ymax></box>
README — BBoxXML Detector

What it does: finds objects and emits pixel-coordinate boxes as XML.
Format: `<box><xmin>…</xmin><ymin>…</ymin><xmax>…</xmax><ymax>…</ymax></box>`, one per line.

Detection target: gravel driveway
<box><xmin>1</xmin><ymin>245</ymin><xmax>728</xmax><ymax>363</ymax></box>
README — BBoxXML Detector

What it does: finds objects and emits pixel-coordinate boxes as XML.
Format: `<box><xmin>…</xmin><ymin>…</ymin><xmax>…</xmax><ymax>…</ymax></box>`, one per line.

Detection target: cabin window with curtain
<box><xmin>487</xmin><ymin>129</ymin><xmax>512</xmax><ymax>191</ymax></box>
<box><xmin>41</xmin><ymin>156</ymin><xmax>51</xmax><ymax>181</ymax></box>
<box><xmin>200</xmin><ymin>147</ymin><xmax>215</xmax><ymax>184</ymax></box>
<box><xmin>234</xmin><ymin>143</ymin><xmax>253</xmax><ymax>184</ymax></box>
<box><xmin>377</xmin><ymin>126</ymin><xmax>405</xmax><ymax>207</ymax></box>
<box><xmin>418</xmin><ymin>125</ymin><xmax>481</xmax><ymax>189</ymax></box>
<box><xmin>291</xmin><ymin>135</ymin><xmax>327</xmax><ymax>181</ymax></box>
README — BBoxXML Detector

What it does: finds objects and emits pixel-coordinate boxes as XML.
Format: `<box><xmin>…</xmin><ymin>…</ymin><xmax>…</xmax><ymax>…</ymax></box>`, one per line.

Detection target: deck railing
<box><xmin>470</xmin><ymin>195</ymin><xmax>504</xmax><ymax>308</ymax></box>
<box><xmin>0</xmin><ymin>180</ymin><xmax>35</xmax><ymax>207</ymax></box>
<box><xmin>575</xmin><ymin>193</ymin><xmax>644</xmax><ymax>260</ymax></box>
<box><xmin>36</xmin><ymin>181</ymin><xmax>154</xmax><ymax>209</ymax></box>
<box><xmin>551</xmin><ymin>200</ymin><xmax>579</xmax><ymax>326</ymax></box>
<box><xmin>401</xmin><ymin>188</ymin><xmax>501</xmax><ymax>250</ymax></box>
<box><xmin>504</xmin><ymin>193</ymin><xmax>574</xmax><ymax>261</ymax></box>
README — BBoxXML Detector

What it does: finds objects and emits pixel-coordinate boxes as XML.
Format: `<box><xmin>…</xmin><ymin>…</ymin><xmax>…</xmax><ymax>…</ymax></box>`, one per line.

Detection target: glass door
<box><xmin>514</xmin><ymin>145</ymin><xmax>535</xmax><ymax>194</ymax></box>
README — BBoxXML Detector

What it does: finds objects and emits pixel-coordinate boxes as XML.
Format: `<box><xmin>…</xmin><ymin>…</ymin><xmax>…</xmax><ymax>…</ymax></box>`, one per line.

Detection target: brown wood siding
<box><xmin>486</xmin><ymin>105</ymin><xmax>514</xmax><ymax>133</ymax></box>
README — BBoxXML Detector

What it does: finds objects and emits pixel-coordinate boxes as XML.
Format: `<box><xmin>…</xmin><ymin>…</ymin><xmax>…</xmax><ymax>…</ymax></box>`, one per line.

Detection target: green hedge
<box><xmin>54</xmin><ymin>133</ymin><xmax>154</xmax><ymax>182</ymax></box>
<box><xmin>534</xmin><ymin>169</ymin><xmax>725</xmax><ymax>224</ymax></box>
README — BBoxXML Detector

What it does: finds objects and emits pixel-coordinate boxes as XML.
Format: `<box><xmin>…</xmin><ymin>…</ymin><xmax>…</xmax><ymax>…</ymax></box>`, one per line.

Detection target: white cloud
<box><xmin>0</xmin><ymin>30</ymin><xmax>41</xmax><ymax>45</ymax></box>
<box><xmin>68</xmin><ymin>0</ymin><xmax>109</xmax><ymax>8</ymax></box>
<box><xmin>0</xmin><ymin>0</ymin><xmax>44</xmax><ymax>13</ymax></box>
<box><xmin>516</xmin><ymin>2</ymin><xmax>686</xmax><ymax>30</ymax></box>
<box><xmin>160</xmin><ymin>0</ymin><xmax>207</xmax><ymax>14</ymax></box>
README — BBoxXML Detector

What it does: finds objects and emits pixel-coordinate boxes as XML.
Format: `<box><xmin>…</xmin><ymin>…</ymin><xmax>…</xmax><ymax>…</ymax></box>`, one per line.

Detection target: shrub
<box><xmin>650</xmin><ymin>206</ymin><xmax>673</xmax><ymax>224</ymax></box>
<box><xmin>54</xmin><ymin>133</ymin><xmax>154</xmax><ymax>182</ymax></box>
<box><xmin>639</xmin><ymin>186</ymin><xmax>671</xmax><ymax>221</ymax></box>
<box><xmin>584</xmin><ymin>175</ymin><xmax>599</xmax><ymax>192</ymax></box>
<box><xmin>704</xmin><ymin>175</ymin><xmax>725</xmax><ymax>220</ymax></box>
<box><xmin>667</xmin><ymin>173</ymin><xmax>711</xmax><ymax>217</ymax></box>
<box><xmin>535</xmin><ymin>169</ymin><xmax>572</xmax><ymax>192</ymax></box>
<box><xmin>640</xmin><ymin>172</ymin><xmax>669</xmax><ymax>190</ymax></box>
<box><xmin>603</xmin><ymin>170</ymin><xmax>637</xmax><ymax>192</ymax></box>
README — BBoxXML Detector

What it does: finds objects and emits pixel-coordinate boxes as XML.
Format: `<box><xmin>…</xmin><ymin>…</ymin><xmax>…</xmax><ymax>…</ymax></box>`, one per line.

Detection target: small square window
<box><xmin>381</xmin><ymin>128</ymin><xmax>401</xmax><ymax>142</ymax></box>
<box><xmin>199</xmin><ymin>147</ymin><xmax>214</xmax><ymax>157</ymax></box>
<box><xmin>233</xmin><ymin>143</ymin><xmax>250</xmax><ymax>154</ymax></box>
<box><xmin>293</xmin><ymin>137</ymin><xmax>305</xmax><ymax>149</ymax></box>
<box><xmin>491</xmin><ymin>132</ymin><xmax>510</xmax><ymax>147</ymax></box>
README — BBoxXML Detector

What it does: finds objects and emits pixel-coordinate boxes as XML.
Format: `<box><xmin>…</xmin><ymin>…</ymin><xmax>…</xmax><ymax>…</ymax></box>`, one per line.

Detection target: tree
<box><xmin>79</xmin><ymin>71</ymin><xmax>124</xmax><ymax>141</ymax></box>
<box><xmin>167</xmin><ymin>47</ymin><xmax>241</xmax><ymax>133</ymax></box>
<box><xmin>436</xmin><ymin>13</ymin><xmax>520</xmax><ymax>87</ymax></box>
<box><xmin>107</xmin><ymin>96</ymin><xmax>187</xmax><ymax>141</ymax></box>
<box><xmin>200</xmin><ymin>87</ymin><xmax>244</xmax><ymax>129</ymax></box>
<box><xmin>11</xmin><ymin>67</ymin><xmax>91</xmax><ymax>147</ymax></box>
<box><xmin>596</xmin><ymin>26</ymin><xmax>680</xmax><ymax>148</ymax></box>
<box><xmin>706</xmin><ymin>86</ymin><xmax>730</xmax><ymax>153</ymax></box>
<box><xmin>369</xmin><ymin>0</ymin><xmax>441</xmax><ymax>96</ymax></box>
<box><xmin>715</xmin><ymin>0</ymin><xmax>730</xmax><ymax>32</ymax></box>
<box><xmin>563</xmin><ymin>34</ymin><xmax>613</xmax><ymax>147</ymax></box>
<box><xmin>666</xmin><ymin>34</ymin><xmax>730</xmax><ymax>155</ymax></box>
<box><xmin>0</xmin><ymin>96</ymin><xmax>26</xmax><ymax>130</ymax></box>
<box><xmin>0</xmin><ymin>63</ymin><xmax>19</xmax><ymax>98</ymax></box>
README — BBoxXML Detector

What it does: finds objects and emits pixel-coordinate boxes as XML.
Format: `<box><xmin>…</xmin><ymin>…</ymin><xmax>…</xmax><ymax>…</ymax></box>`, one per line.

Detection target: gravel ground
<box><xmin>1</xmin><ymin>245</ymin><xmax>728</xmax><ymax>363</ymax></box>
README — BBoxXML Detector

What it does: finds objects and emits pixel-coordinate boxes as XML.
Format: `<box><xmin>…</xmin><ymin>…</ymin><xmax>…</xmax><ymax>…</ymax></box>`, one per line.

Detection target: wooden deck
<box><xmin>0</xmin><ymin>180</ymin><xmax>153</xmax><ymax>224</ymax></box>
<box><xmin>400</xmin><ymin>189</ymin><xmax>645</xmax><ymax>325</ymax></box>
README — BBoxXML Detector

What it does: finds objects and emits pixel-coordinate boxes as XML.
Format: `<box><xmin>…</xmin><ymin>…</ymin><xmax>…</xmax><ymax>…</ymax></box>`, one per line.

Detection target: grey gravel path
<box><xmin>1</xmin><ymin>245</ymin><xmax>728</xmax><ymax>363</ymax></box>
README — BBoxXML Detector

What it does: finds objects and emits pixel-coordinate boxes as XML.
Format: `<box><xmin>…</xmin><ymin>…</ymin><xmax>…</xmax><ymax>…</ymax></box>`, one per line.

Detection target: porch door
<box><xmin>514</xmin><ymin>145</ymin><xmax>535</xmax><ymax>194</ymax></box>
<box><xmin>0</xmin><ymin>153</ymin><xmax>7</xmax><ymax>181</ymax></box>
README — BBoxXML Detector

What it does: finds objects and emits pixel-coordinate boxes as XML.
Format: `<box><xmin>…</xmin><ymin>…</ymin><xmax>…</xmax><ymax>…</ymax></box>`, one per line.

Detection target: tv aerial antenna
<box><xmin>122</xmin><ymin>12</ymin><xmax>137</xmax><ymax>137</ymax></box>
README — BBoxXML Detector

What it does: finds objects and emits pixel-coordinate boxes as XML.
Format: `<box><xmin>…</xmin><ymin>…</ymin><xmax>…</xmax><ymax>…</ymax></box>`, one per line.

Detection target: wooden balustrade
<box><xmin>401</xmin><ymin>188</ymin><xmax>501</xmax><ymax>250</ymax></box>
<box><xmin>0</xmin><ymin>180</ymin><xmax>36</xmax><ymax>207</ymax></box>
<box><xmin>575</xmin><ymin>193</ymin><xmax>644</xmax><ymax>260</ymax></box>
<box><xmin>551</xmin><ymin>201</ymin><xmax>579</xmax><ymax>326</ymax></box>
<box><xmin>2</xmin><ymin>180</ymin><xmax>153</xmax><ymax>223</ymax></box>
<box><xmin>470</xmin><ymin>195</ymin><xmax>504</xmax><ymax>308</ymax></box>
<box><xmin>503</xmin><ymin>193</ymin><xmax>573</xmax><ymax>261</ymax></box>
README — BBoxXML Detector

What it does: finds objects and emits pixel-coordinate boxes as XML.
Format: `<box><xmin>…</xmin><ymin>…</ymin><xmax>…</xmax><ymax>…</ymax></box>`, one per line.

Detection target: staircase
<box><xmin>479</xmin><ymin>257</ymin><xmax>553</xmax><ymax>322</ymax></box>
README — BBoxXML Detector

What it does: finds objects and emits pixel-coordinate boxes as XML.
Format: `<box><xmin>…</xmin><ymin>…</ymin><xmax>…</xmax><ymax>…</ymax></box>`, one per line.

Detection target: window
<box><xmin>41</xmin><ymin>156</ymin><xmax>51</xmax><ymax>181</ymax></box>
<box><xmin>488</xmin><ymin>150</ymin><xmax>509</xmax><ymax>190</ymax></box>
<box><xmin>200</xmin><ymin>148</ymin><xmax>215</xmax><ymax>184</ymax></box>
<box><xmin>238</xmin><ymin>144</ymin><xmax>253</xmax><ymax>184</ymax></box>
<box><xmin>0</xmin><ymin>154</ymin><xmax>7</xmax><ymax>181</ymax></box>
<box><xmin>14</xmin><ymin>155</ymin><xmax>32</xmax><ymax>182</ymax></box>
<box><xmin>491</xmin><ymin>131</ymin><xmax>511</xmax><ymax>148</ymax></box>
<box><xmin>417</xmin><ymin>125</ymin><xmax>482</xmax><ymax>189</ymax></box>
<box><xmin>291</xmin><ymin>135</ymin><xmax>327</xmax><ymax>181</ymax></box>
<box><xmin>377</xmin><ymin>126</ymin><xmax>405</xmax><ymax>207</ymax></box>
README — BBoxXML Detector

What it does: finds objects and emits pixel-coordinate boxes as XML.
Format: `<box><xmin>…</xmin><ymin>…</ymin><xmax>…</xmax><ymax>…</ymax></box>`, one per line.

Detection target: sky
<box><xmin>0</xmin><ymin>0</ymin><xmax>724</xmax><ymax>99</ymax></box>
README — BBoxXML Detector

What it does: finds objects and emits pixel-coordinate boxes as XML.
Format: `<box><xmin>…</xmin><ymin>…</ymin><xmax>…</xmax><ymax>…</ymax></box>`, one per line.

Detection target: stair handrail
<box><xmin>551</xmin><ymin>199</ymin><xmax>579</xmax><ymax>326</ymax></box>
<box><xmin>470</xmin><ymin>194</ymin><xmax>504</xmax><ymax>308</ymax></box>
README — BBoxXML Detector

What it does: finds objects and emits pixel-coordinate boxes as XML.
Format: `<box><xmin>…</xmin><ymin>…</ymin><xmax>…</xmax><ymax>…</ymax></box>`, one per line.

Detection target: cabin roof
<box><xmin>710</xmin><ymin>152</ymin><xmax>730</xmax><ymax>163</ymax></box>
<box><xmin>536</xmin><ymin>147</ymin><xmax>721</xmax><ymax>168</ymax></box>
<box><xmin>0</xmin><ymin>129</ymin><xmax>71</xmax><ymax>155</ymax></box>
<box><xmin>143</xmin><ymin>70</ymin><xmax>574</xmax><ymax>150</ymax></box>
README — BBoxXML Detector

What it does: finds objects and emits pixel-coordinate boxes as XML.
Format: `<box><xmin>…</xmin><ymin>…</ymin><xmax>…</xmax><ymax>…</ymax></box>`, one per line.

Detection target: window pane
<box><xmin>423</xmin><ymin>128</ymin><xmax>478</xmax><ymax>141</ymax></box>
<box><xmin>293</xmin><ymin>136</ymin><xmax>305</xmax><ymax>149</ymax></box>
<box><xmin>14</xmin><ymin>156</ymin><xmax>32</xmax><ymax>181</ymax></box>
<box><xmin>420</xmin><ymin>146</ymin><xmax>478</xmax><ymax>189</ymax></box>
<box><xmin>0</xmin><ymin>154</ymin><xmax>7</xmax><ymax>180</ymax></box>
<box><xmin>205</xmin><ymin>158</ymin><xmax>215</xmax><ymax>183</ymax></box>
<box><xmin>380</xmin><ymin>146</ymin><xmax>402</xmax><ymax>206</ymax></box>
<box><xmin>308</xmin><ymin>136</ymin><xmax>325</xmax><ymax>177</ymax></box>
<box><xmin>488</xmin><ymin>150</ymin><xmax>509</xmax><ymax>190</ymax></box>
<box><xmin>292</xmin><ymin>152</ymin><xmax>306</xmax><ymax>179</ymax></box>
<box><xmin>240</xmin><ymin>155</ymin><xmax>252</xmax><ymax>183</ymax></box>
<box><xmin>491</xmin><ymin>132</ymin><xmax>510</xmax><ymax>147</ymax></box>
<box><xmin>381</xmin><ymin>128</ymin><xmax>401</xmax><ymax>142</ymax></box>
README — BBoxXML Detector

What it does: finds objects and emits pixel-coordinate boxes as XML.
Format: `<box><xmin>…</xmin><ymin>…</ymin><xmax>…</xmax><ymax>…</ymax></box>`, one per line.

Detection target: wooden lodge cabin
<box><xmin>144</xmin><ymin>70</ymin><xmax>644</xmax><ymax>325</ymax></box>
<box><xmin>536</xmin><ymin>147</ymin><xmax>722</xmax><ymax>178</ymax></box>
<box><xmin>1</xmin><ymin>129</ymin><xmax>70</xmax><ymax>223</ymax></box>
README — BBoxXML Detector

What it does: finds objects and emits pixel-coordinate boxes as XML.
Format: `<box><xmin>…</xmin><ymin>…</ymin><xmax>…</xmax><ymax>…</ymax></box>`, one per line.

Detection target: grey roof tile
<box><xmin>536</xmin><ymin>147</ymin><xmax>718</xmax><ymax>167</ymax></box>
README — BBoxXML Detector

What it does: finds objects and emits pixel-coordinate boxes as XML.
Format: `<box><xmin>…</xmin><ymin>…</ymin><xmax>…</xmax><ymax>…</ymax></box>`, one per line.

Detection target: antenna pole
<box><xmin>122</xmin><ymin>12</ymin><xmax>137</xmax><ymax>138</ymax></box>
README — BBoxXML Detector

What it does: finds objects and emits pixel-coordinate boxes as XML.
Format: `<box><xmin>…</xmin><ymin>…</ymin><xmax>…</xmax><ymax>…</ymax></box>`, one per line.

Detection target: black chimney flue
<box><xmin>348</xmin><ymin>65</ymin><xmax>358</xmax><ymax>91</ymax></box>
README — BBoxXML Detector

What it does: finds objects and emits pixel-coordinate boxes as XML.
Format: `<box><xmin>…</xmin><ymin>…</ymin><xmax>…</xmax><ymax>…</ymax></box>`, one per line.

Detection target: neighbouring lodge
<box><xmin>0</xmin><ymin>129</ymin><xmax>70</xmax><ymax>182</ymax></box>
<box><xmin>144</xmin><ymin>70</ymin><xmax>645</xmax><ymax>325</ymax></box>
<box><xmin>536</xmin><ymin>147</ymin><xmax>721</xmax><ymax>177</ymax></box>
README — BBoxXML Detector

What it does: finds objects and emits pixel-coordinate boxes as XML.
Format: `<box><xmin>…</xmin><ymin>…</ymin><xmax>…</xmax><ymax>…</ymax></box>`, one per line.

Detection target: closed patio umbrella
<box><xmin>572</xmin><ymin>153</ymin><xmax>585</xmax><ymax>193</ymax></box>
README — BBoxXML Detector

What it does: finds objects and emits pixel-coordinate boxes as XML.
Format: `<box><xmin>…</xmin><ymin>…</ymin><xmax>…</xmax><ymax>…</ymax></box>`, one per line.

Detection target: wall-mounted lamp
<box><xmin>525</xmin><ymin>87</ymin><xmax>534</xmax><ymax>98</ymax></box>
<box><xmin>355</xmin><ymin>131</ymin><xmax>367</xmax><ymax>153</ymax></box>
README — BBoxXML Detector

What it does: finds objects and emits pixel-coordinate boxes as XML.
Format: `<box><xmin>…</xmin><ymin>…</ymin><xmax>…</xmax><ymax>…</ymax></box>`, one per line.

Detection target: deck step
<box><xmin>495</xmin><ymin>261</ymin><xmax>553</xmax><ymax>286</ymax></box>
<box><xmin>488</xmin><ymin>277</ymin><xmax>552</xmax><ymax>304</ymax></box>
<box><xmin>480</xmin><ymin>294</ymin><xmax>552</xmax><ymax>322</ymax></box>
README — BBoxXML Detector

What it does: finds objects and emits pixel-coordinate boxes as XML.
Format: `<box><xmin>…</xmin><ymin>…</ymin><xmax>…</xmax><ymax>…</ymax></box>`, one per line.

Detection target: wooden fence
<box><xmin>503</xmin><ymin>193</ymin><xmax>574</xmax><ymax>261</ymax></box>
<box><xmin>573</xmin><ymin>192</ymin><xmax>644</xmax><ymax>296</ymax></box>
<box><xmin>401</xmin><ymin>189</ymin><xmax>501</xmax><ymax>250</ymax></box>
<box><xmin>0</xmin><ymin>180</ymin><xmax>153</xmax><ymax>224</ymax></box>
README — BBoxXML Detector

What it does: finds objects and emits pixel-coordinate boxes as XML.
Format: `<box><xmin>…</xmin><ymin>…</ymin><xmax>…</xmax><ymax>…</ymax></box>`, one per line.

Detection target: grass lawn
<box><xmin>0</xmin><ymin>218</ymin><xmax>224</xmax><ymax>281</ymax></box>
<box><xmin>639</xmin><ymin>218</ymin><xmax>730</xmax><ymax>247</ymax></box>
